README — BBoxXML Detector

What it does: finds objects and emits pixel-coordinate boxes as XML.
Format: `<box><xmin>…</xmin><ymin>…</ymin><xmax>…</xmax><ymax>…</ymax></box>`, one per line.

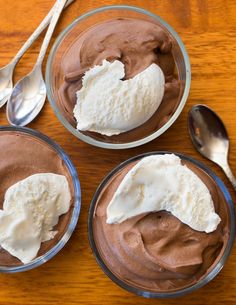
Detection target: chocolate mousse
<box><xmin>92</xmin><ymin>156</ymin><xmax>230</xmax><ymax>292</ymax></box>
<box><xmin>58</xmin><ymin>18</ymin><xmax>182</xmax><ymax>143</ymax></box>
<box><xmin>0</xmin><ymin>130</ymin><xmax>74</xmax><ymax>266</ymax></box>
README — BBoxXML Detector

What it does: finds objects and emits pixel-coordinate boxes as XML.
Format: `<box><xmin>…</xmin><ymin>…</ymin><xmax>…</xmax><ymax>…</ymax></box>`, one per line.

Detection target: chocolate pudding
<box><xmin>58</xmin><ymin>18</ymin><xmax>183</xmax><ymax>143</ymax></box>
<box><xmin>0</xmin><ymin>131</ymin><xmax>74</xmax><ymax>266</ymax></box>
<box><xmin>92</xmin><ymin>156</ymin><xmax>230</xmax><ymax>292</ymax></box>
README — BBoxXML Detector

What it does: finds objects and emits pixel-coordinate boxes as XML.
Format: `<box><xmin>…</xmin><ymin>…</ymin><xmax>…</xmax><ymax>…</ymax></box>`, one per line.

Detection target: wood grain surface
<box><xmin>0</xmin><ymin>0</ymin><xmax>236</xmax><ymax>304</ymax></box>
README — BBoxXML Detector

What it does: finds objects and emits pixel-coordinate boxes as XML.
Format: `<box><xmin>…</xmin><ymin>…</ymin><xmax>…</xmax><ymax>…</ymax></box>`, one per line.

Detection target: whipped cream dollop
<box><xmin>0</xmin><ymin>173</ymin><xmax>71</xmax><ymax>264</ymax></box>
<box><xmin>73</xmin><ymin>59</ymin><xmax>165</xmax><ymax>136</ymax></box>
<box><xmin>107</xmin><ymin>154</ymin><xmax>221</xmax><ymax>233</ymax></box>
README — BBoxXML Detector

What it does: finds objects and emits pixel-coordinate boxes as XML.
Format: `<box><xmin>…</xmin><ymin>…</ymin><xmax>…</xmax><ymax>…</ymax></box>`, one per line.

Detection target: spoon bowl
<box><xmin>188</xmin><ymin>104</ymin><xmax>229</xmax><ymax>164</ymax></box>
<box><xmin>188</xmin><ymin>104</ymin><xmax>236</xmax><ymax>190</ymax></box>
<box><xmin>7</xmin><ymin>66</ymin><xmax>46</xmax><ymax>126</ymax></box>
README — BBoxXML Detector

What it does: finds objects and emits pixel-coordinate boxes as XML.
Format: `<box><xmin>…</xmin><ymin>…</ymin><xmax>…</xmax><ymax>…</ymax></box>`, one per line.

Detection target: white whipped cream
<box><xmin>73</xmin><ymin>59</ymin><xmax>165</xmax><ymax>136</ymax></box>
<box><xmin>0</xmin><ymin>173</ymin><xmax>71</xmax><ymax>264</ymax></box>
<box><xmin>107</xmin><ymin>154</ymin><xmax>221</xmax><ymax>233</ymax></box>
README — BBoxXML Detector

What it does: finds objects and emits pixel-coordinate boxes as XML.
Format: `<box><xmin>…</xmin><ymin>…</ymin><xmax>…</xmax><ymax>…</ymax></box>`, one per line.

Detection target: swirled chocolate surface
<box><xmin>0</xmin><ymin>131</ymin><xmax>74</xmax><ymax>266</ymax></box>
<box><xmin>92</xmin><ymin>158</ymin><xmax>230</xmax><ymax>292</ymax></box>
<box><xmin>59</xmin><ymin>18</ymin><xmax>182</xmax><ymax>143</ymax></box>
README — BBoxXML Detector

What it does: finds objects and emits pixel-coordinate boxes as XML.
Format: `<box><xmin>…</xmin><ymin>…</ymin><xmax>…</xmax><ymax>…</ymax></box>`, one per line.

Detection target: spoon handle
<box><xmin>35</xmin><ymin>0</ymin><xmax>68</xmax><ymax>68</ymax></box>
<box><xmin>221</xmin><ymin>162</ymin><xmax>236</xmax><ymax>191</ymax></box>
<box><xmin>10</xmin><ymin>0</ymin><xmax>74</xmax><ymax>67</ymax></box>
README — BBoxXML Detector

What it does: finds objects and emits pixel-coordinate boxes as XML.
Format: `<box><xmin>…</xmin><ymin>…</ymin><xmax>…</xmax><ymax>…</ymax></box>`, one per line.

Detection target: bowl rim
<box><xmin>0</xmin><ymin>125</ymin><xmax>81</xmax><ymax>273</ymax></box>
<box><xmin>88</xmin><ymin>151</ymin><xmax>235</xmax><ymax>298</ymax></box>
<box><xmin>46</xmin><ymin>4</ymin><xmax>191</xmax><ymax>149</ymax></box>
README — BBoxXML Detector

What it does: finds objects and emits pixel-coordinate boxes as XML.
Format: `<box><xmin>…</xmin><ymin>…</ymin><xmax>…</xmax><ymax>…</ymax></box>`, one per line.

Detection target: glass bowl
<box><xmin>46</xmin><ymin>5</ymin><xmax>191</xmax><ymax>149</ymax></box>
<box><xmin>88</xmin><ymin>152</ymin><xmax>235</xmax><ymax>298</ymax></box>
<box><xmin>0</xmin><ymin>126</ymin><xmax>81</xmax><ymax>273</ymax></box>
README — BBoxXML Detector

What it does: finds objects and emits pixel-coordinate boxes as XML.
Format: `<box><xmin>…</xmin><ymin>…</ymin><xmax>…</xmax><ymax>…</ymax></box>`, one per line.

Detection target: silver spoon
<box><xmin>188</xmin><ymin>104</ymin><xmax>236</xmax><ymax>189</ymax></box>
<box><xmin>0</xmin><ymin>0</ymin><xmax>73</xmax><ymax>109</ymax></box>
<box><xmin>7</xmin><ymin>0</ymin><xmax>68</xmax><ymax>126</ymax></box>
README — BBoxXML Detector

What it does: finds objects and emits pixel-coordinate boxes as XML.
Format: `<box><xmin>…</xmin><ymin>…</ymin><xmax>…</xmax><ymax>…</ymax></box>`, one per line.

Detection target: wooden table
<box><xmin>0</xmin><ymin>0</ymin><xmax>236</xmax><ymax>304</ymax></box>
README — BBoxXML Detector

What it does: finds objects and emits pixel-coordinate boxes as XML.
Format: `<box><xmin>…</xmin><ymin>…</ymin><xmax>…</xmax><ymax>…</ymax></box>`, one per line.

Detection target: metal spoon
<box><xmin>0</xmin><ymin>0</ymin><xmax>73</xmax><ymax>109</ymax></box>
<box><xmin>188</xmin><ymin>104</ymin><xmax>236</xmax><ymax>190</ymax></box>
<box><xmin>7</xmin><ymin>0</ymin><xmax>68</xmax><ymax>126</ymax></box>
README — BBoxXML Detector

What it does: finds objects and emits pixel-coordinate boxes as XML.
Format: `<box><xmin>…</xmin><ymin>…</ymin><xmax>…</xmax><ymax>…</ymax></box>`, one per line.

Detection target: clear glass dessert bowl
<box><xmin>46</xmin><ymin>5</ymin><xmax>191</xmax><ymax>149</ymax></box>
<box><xmin>88</xmin><ymin>152</ymin><xmax>235</xmax><ymax>298</ymax></box>
<box><xmin>0</xmin><ymin>126</ymin><xmax>81</xmax><ymax>273</ymax></box>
